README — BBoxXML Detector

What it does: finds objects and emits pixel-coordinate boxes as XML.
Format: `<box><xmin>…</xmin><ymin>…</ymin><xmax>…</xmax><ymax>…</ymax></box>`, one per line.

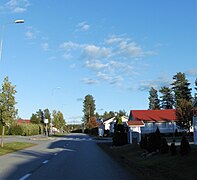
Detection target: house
<box><xmin>129</xmin><ymin>109</ymin><xmax>177</xmax><ymax>134</ymax></box>
<box><xmin>98</xmin><ymin>116</ymin><xmax>128</xmax><ymax>136</ymax></box>
<box><xmin>17</xmin><ymin>119</ymin><xmax>31</xmax><ymax>124</ymax></box>
<box><xmin>103</xmin><ymin>116</ymin><xmax>128</xmax><ymax>133</ymax></box>
<box><xmin>127</xmin><ymin>120</ymin><xmax>145</xmax><ymax>144</ymax></box>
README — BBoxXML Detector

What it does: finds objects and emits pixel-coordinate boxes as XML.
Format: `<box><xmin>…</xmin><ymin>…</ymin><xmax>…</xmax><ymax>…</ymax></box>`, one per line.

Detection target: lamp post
<box><xmin>0</xmin><ymin>19</ymin><xmax>24</xmax><ymax>61</ymax></box>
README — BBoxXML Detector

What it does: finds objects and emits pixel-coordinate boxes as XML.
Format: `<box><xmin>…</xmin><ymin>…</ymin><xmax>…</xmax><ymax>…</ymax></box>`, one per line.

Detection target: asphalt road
<box><xmin>0</xmin><ymin>133</ymin><xmax>136</xmax><ymax>180</ymax></box>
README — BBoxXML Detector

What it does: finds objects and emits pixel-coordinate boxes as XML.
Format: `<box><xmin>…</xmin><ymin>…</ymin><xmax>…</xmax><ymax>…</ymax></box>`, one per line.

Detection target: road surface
<box><xmin>0</xmin><ymin>133</ymin><xmax>136</xmax><ymax>180</ymax></box>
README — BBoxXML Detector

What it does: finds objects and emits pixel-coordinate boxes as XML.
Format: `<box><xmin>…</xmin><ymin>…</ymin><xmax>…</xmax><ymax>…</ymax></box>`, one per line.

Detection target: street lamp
<box><xmin>0</xmin><ymin>19</ymin><xmax>25</xmax><ymax>61</ymax></box>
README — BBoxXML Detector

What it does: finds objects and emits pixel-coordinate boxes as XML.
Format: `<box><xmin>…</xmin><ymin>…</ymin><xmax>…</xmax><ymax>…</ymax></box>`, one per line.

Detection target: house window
<box><xmin>156</xmin><ymin>122</ymin><xmax>166</xmax><ymax>128</ymax></box>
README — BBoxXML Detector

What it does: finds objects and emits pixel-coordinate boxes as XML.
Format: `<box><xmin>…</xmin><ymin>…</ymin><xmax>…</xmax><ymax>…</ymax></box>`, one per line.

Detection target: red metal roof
<box><xmin>127</xmin><ymin>121</ymin><xmax>145</xmax><ymax>126</ymax></box>
<box><xmin>129</xmin><ymin>109</ymin><xmax>177</xmax><ymax>122</ymax></box>
<box><xmin>17</xmin><ymin>119</ymin><xmax>31</xmax><ymax>124</ymax></box>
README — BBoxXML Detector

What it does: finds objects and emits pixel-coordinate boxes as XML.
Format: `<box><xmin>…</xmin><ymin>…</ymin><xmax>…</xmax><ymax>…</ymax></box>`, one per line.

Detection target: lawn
<box><xmin>0</xmin><ymin>142</ymin><xmax>36</xmax><ymax>156</ymax></box>
<box><xmin>98</xmin><ymin>142</ymin><xmax>197</xmax><ymax>180</ymax></box>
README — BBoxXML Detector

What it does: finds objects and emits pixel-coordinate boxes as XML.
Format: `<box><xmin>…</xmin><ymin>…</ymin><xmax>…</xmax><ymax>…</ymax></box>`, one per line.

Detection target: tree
<box><xmin>102</xmin><ymin>111</ymin><xmax>115</xmax><ymax>120</ymax></box>
<box><xmin>171</xmin><ymin>72</ymin><xmax>193</xmax><ymax>130</ymax></box>
<box><xmin>44</xmin><ymin>108</ymin><xmax>51</xmax><ymax>124</ymax></box>
<box><xmin>148</xmin><ymin>87</ymin><xmax>160</xmax><ymax>110</ymax></box>
<box><xmin>83</xmin><ymin>95</ymin><xmax>96</xmax><ymax>126</ymax></box>
<box><xmin>52</xmin><ymin>110</ymin><xmax>65</xmax><ymax>132</ymax></box>
<box><xmin>36</xmin><ymin>109</ymin><xmax>44</xmax><ymax>124</ymax></box>
<box><xmin>159</xmin><ymin>86</ymin><xmax>174</xmax><ymax>109</ymax></box>
<box><xmin>30</xmin><ymin>113</ymin><xmax>40</xmax><ymax>124</ymax></box>
<box><xmin>176</xmin><ymin>99</ymin><xmax>193</xmax><ymax>131</ymax></box>
<box><xmin>195</xmin><ymin>78</ymin><xmax>197</xmax><ymax>99</ymax></box>
<box><xmin>0</xmin><ymin>77</ymin><xmax>17</xmax><ymax>147</ymax></box>
<box><xmin>171</xmin><ymin>72</ymin><xmax>192</xmax><ymax>105</ymax></box>
<box><xmin>86</xmin><ymin>116</ymin><xmax>99</xmax><ymax>129</ymax></box>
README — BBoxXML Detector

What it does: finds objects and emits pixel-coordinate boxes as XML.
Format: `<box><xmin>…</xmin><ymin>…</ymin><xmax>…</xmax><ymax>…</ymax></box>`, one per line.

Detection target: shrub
<box><xmin>170</xmin><ymin>140</ymin><xmax>177</xmax><ymax>155</ymax></box>
<box><xmin>9</xmin><ymin>123</ymin><xmax>43</xmax><ymax>136</ymax></box>
<box><xmin>160</xmin><ymin>137</ymin><xmax>169</xmax><ymax>154</ymax></box>
<box><xmin>113</xmin><ymin>124</ymin><xmax>127</xmax><ymax>146</ymax></box>
<box><xmin>140</xmin><ymin>135</ymin><xmax>148</xmax><ymax>150</ymax></box>
<box><xmin>147</xmin><ymin>127</ymin><xmax>161</xmax><ymax>153</ymax></box>
<box><xmin>180</xmin><ymin>136</ymin><xmax>191</xmax><ymax>155</ymax></box>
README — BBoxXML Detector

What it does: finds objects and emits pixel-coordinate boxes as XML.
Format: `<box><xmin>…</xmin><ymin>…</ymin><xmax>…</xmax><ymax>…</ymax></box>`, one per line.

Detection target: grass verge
<box><xmin>98</xmin><ymin>142</ymin><xmax>197</xmax><ymax>180</ymax></box>
<box><xmin>0</xmin><ymin>142</ymin><xmax>36</xmax><ymax>156</ymax></box>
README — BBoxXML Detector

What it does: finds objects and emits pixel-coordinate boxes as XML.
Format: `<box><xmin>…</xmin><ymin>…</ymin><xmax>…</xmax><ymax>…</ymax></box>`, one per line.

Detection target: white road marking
<box><xmin>42</xmin><ymin>160</ymin><xmax>49</xmax><ymax>164</ymax></box>
<box><xmin>19</xmin><ymin>173</ymin><xmax>32</xmax><ymax>180</ymax></box>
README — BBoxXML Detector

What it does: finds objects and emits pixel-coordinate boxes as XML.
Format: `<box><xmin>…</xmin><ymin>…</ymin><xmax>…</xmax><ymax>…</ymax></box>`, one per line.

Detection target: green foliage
<box><xmin>160</xmin><ymin>137</ymin><xmax>169</xmax><ymax>154</ymax></box>
<box><xmin>113</xmin><ymin>114</ymin><xmax>127</xmax><ymax>146</ymax></box>
<box><xmin>180</xmin><ymin>136</ymin><xmax>191</xmax><ymax>155</ymax></box>
<box><xmin>170</xmin><ymin>141</ymin><xmax>177</xmax><ymax>155</ymax></box>
<box><xmin>171</xmin><ymin>72</ymin><xmax>192</xmax><ymax>105</ymax></box>
<box><xmin>102</xmin><ymin>111</ymin><xmax>115</xmax><ymax>120</ymax></box>
<box><xmin>148</xmin><ymin>87</ymin><xmax>160</xmax><ymax>110</ymax></box>
<box><xmin>140</xmin><ymin>135</ymin><xmax>148</xmax><ymax>149</ymax></box>
<box><xmin>44</xmin><ymin>108</ymin><xmax>51</xmax><ymax>124</ymax></box>
<box><xmin>147</xmin><ymin>127</ymin><xmax>161</xmax><ymax>153</ymax></box>
<box><xmin>83</xmin><ymin>94</ymin><xmax>96</xmax><ymax>125</ymax></box>
<box><xmin>159</xmin><ymin>86</ymin><xmax>174</xmax><ymax>109</ymax></box>
<box><xmin>52</xmin><ymin>110</ymin><xmax>65</xmax><ymax>132</ymax></box>
<box><xmin>176</xmin><ymin>99</ymin><xmax>193</xmax><ymax>131</ymax></box>
<box><xmin>9</xmin><ymin>123</ymin><xmax>44</xmax><ymax>136</ymax></box>
<box><xmin>0</xmin><ymin>124</ymin><xmax>9</xmax><ymax>135</ymax></box>
<box><xmin>0</xmin><ymin>76</ymin><xmax>17</xmax><ymax>126</ymax></box>
<box><xmin>30</xmin><ymin>113</ymin><xmax>40</xmax><ymax>124</ymax></box>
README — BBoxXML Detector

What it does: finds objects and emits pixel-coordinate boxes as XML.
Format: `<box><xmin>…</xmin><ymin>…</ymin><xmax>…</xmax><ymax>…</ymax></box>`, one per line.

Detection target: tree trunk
<box><xmin>1</xmin><ymin>125</ymin><xmax>5</xmax><ymax>147</ymax></box>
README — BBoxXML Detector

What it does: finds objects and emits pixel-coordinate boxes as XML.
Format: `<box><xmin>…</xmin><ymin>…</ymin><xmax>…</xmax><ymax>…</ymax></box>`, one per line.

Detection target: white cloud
<box><xmin>59</xmin><ymin>34</ymin><xmax>157</xmax><ymax>87</ymax></box>
<box><xmin>81</xmin><ymin>78</ymin><xmax>98</xmax><ymax>85</ymax></box>
<box><xmin>138</xmin><ymin>76</ymin><xmax>171</xmax><ymax>91</ymax></box>
<box><xmin>60</xmin><ymin>41</ymin><xmax>80</xmax><ymax>50</ymax></box>
<box><xmin>85</xmin><ymin>60</ymin><xmax>108</xmax><ymax>71</ymax></box>
<box><xmin>4</xmin><ymin>0</ymin><xmax>30</xmax><ymax>13</ymax></box>
<box><xmin>185</xmin><ymin>68</ymin><xmax>197</xmax><ymax>77</ymax></box>
<box><xmin>76</xmin><ymin>21</ymin><xmax>90</xmax><ymax>31</ymax></box>
<box><xmin>41</xmin><ymin>42</ymin><xmax>49</xmax><ymax>51</ymax></box>
<box><xmin>83</xmin><ymin>44</ymin><xmax>112</xmax><ymax>59</ymax></box>
<box><xmin>96</xmin><ymin>72</ymin><xmax>111</xmax><ymax>81</ymax></box>
<box><xmin>25</xmin><ymin>27</ymin><xmax>39</xmax><ymax>40</ymax></box>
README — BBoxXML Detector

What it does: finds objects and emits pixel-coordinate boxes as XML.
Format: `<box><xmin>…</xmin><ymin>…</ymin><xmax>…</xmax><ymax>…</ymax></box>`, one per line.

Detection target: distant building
<box><xmin>17</xmin><ymin>119</ymin><xmax>31</xmax><ymax>124</ymax></box>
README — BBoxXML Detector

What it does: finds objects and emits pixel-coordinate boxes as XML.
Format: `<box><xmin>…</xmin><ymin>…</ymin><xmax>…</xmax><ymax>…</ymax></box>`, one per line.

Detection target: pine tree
<box><xmin>148</xmin><ymin>87</ymin><xmax>160</xmax><ymax>110</ymax></box>
<box><xmin>159</xmin><ymin>86</ymin><xmax>174</xmax><ymax>109</ymax></box>
<box><xmin>171</xmin><ymin>72</ymin><xmax>193</xmax><ymax>130</ymax></box>
<box><xmin>0</xmin><ymin>77</ymin><xmax>17</xmax><ymax>147</ymax></box>
<box><xmin>171</xmin><ymin>72</ymin><xmax>192</xmax><ymax>105</ymax></box>
<box><xmin>195</xmin><ymin>78</ymin><xmax>197</xmax><ymax>99</ymax></box>
<box><xmin>83</xmin><ymin>95</ymin><xmax>96</xmax><ymax>127</ymax></box>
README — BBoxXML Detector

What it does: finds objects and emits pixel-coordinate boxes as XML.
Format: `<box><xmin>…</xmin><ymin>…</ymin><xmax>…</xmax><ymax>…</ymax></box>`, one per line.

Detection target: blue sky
<box><xmin>0</xmin><ymin>0</ymin><xmax>196</xmax><ymax>124</ymax></box>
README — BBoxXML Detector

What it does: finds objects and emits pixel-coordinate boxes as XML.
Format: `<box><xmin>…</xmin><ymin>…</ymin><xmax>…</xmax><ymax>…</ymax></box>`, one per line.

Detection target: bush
<box><xmin>9</xmin><ymin>123</ymin><xmax>44</xmax><ymax>136</ymax></box>
<box><xmin>113</xmin><ymin>124</ymin><xmax>127</xmax><ymax>146</ymax></box>
<box><xmin>160</xmin><ymin>137</ymin><xmax>169</xmax><ymax>154</ymax></box>
<box><xmin>147</xmin><ymin>127</ymin><xmax>161</xmax><ymax>153</ymax></box>
<box><xmin>140</xmin><ymin>135</ymin><xmax>148</xmax><ymax>150</ymax></box>
<box><xmin>0</xmin><ymin>124</ymin><xmax>9</xmax><ymax>135</ymax></box>
<box><xmin>180</xmin><ymin>136</ymin><xmax>191</xmax><ymax>155</ymax></box>
<box><xmin>170</xmin><ymin>140</ymin><xmax>177</xmax><ymax>155</ymax></box>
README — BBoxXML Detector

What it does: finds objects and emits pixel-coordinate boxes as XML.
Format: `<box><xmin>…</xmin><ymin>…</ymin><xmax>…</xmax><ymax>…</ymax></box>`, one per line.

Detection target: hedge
<box><xmin>8</xmin><ymin>123</ymin><xmax>44</xmax><ymax>136</ymax></box>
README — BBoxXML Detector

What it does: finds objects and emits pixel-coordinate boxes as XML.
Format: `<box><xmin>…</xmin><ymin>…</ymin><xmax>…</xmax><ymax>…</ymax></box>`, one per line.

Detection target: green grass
<box><xmin>99</xmin><ymin>143</ymin><xmax>197</xmax><ymax>180</ymax></box>
<box><xmin>0</xmin><ymin>142</ymin><xmax>36</xmax><ymax>156</ymax></box>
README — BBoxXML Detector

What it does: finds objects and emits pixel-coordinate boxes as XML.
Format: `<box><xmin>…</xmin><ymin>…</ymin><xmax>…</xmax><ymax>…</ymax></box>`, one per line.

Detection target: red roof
<box><xmin>17</xmin><ymin>119</ymin><xmax>31</xmax><ymax>124</ymax></box>
<box><xmin>129</xmin><ymin>109</ymin><xmax>177</xmax><ymax>122</ymax></box>
<box><xmin>127</xmin><ymin>121</ymin><xmax>145</xmax><ymax>126</ymax></box>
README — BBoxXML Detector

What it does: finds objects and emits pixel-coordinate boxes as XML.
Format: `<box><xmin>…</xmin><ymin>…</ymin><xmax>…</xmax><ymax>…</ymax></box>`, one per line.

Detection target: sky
<box><xmin>0</xmin><ymin>0</ymin><xmax>196</xmax><ymax>124</ymax></box>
